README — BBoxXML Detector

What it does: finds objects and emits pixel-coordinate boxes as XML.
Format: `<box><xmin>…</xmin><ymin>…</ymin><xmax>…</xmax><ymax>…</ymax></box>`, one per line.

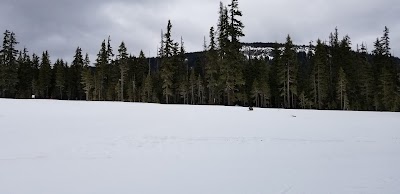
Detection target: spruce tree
<box><xmin>81</xmin><ymin>53</ymin><xmax>94</xmax><ymax>100</ymax></box>
<box><xmin>55</xmin><ymin>59</ymin><xmax>65</xmax><ymax>99</ymax></box>
<box><xmin>197</xmin><ymin>74</ymin><xmax>205</xmax><ymax>104</ymax></box>
<box><xmin>31</xmin><ymin>53</ymin><xmax>40</xmax><ymax>97</ymax></box>
<box><xmin>71</xmin><ymin>47</ymin><xmax>84</xmax><ymax>100</ymax></box>
<box><xmin>0</xmin><ymin>30</ymin><xmax>19</xmax><ymax>97</ymax></box>
<box><xmin>16</xmin><ymin>48</ymin><xmax>33</xmax><ymax>98</ymax></box>
<box><xmin>160</xmin><ymin>20</ymin><xmax>174</xmax><ymax>104</ymax></box>
<box><xmin>313</xmin><ymin>40</ymin><xmax>329</xmax><ymax>109</ymax></box>
<box><xmin>94</xmin><ymin>40</ymin><xmax>108</xmax><ymax>100</ymax></box>
<box><xmin>337</xmin><ymin>67</ymin><xmax>349</xmax><ymax>110</ymax></box>
<box><xmin>358</xmin><ymin>44</ymin><xmax>374</xmax><ymax>110</ymax></box>
<box><xmin>225</xmin><ymin>0</ymin><xmax>245</xmax><ymax>105</ymax></box>
<box><xmin>106</xmin><ymin>36</ymin><xmax>118</xmax><ymax>101</ymax></box>
<box><xmin>217</xmin><ymin>3</ymin><xmax>230</xmax><ymax>105</ymax></box>
<box><xmin>117</xmin><ymin>42</ymin><xmax>128</xmax><ymax>101</ymax></box>
<box><xmin>381</xmin><ymin>26</ymin><xmax>390</xmax><ymax>57</ymax></box>
<box><xmin>142</xmin><ymin>67</ymin><xmax>153</xmax><ymax>103</ymax></box>
<box><xmin>38</xmin><ymin>51</ymin><xmax>52</xmax><ymax>98</ymax></box>
<box><xmin>280</xmin><ymin>35</ymin><xmax>298</xmax><ymax>108</ymax></box>
<box><xmin>205</xmin><ymin>26</ymin><xmax>219</xmax><ymax>104</ymax></box>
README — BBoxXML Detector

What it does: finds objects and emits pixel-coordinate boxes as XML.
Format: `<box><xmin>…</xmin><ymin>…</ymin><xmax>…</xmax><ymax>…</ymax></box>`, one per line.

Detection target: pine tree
<box><xmin>225</xmin><ymin>0</ymin><xmax>245</xmax><ymax>105</ymax></box>
<box><xmin>217</xmin><ymin>2</ymin><xmax>229</xmax><ymax>57</ymax></box>
<box><xmin>313</xmin><ymin>40</ymin><xmax>329</xmax><ymax>109</ymax></box>
<box><xmin>189</xmin><ymin>68</ymin><xmax>196</xmax><ymax>104</ymax></box>
<box><xmin>142</xmin><ymin>73</ymin><xmax>153</xmax><ymax>103</ymax></box>
<box><xmin>81</xmin><ymin>53</ymin><xmax>93</xmax><ymax>100</ymax></box>
<box><xmin>358</xmin><ymin>44</ymin><xmax>374</xmax><ymax>110</ymax></box>
<box><xmin>31</xmin><ymin>53</ymin><xmax>40</xmax><ymax>97</ymax></box>
<box><xmin>0</xmin><ymin>30</ymin><xmax>19</xmax><ymax>97</ymax></box>
<box><xmin>269</xmin><ymin>42</ymin><xmax>282</xmax><ymax>107</ymax></box>
<box><xmin>337</xmin><ymin>67</ymin><xmax>349</xmax><ymax>110</ymax></box>
<box><xmin>94</xmin><ymin>40</ymin><xmax>107</xmax><ymax>100</ymax></box>
<box><xmin>16</xmin><ymin>48</ymin><xmax>33</xmax><ymax>98</ymax></box>
<box><xmin>381</xmin><ymin>26</ymin><xmax>390</xmax><ymax>57</ymax></box>
<box><xmin>70</xmin><ymin>47</ymin><xmax>84</xmax><ymax>100</ymax></box>
<box><xmin>205</xmin><ymin>26</ymin><xmax>219</xmax><ymax>104</ymax></box>
<box><xmin>117</xmin><ymin>42</ymin><xmax>128</xmax><ymax>101</ymax></box>
<box><xmin>280</xmin><ymin>35</ymin><xmax>298</xmax><ymax>108</ymax></box>
<box><xmin>106</xmin><ymin>36</ymin><xmax>118</xmax><ymax>101</ymax></box>
<box><xmin>55</xmin><ymin>59</ymin><xmax>65</xmax><ymax>99</ymax></box>
<box><xmin>160</xmin><ymin>20</ymin><xmax>174</xmax><ymax>104</ymax></box>
<box><xmin>217</xmin><ymin>3</ymin><xmax>230</xmax><ymax>105</ymax></box>
<box><xmin>373</xmin><ymin>26</ymin><xmax>397</xmax><ymax>111</ymax></box>
<box><xmin>197</xmin><ymin>74</ymin><xmax>205</xmax><ymax>104</ymax></box>
<box><xmin>38</xmin><ymin>51</ymin><xmax>52</xmax><ymax>98</ymax></box>
<box><xmin>251</xmin><ymin>79</ymin><xmax>261</xmax><ymax>107</ymax></box>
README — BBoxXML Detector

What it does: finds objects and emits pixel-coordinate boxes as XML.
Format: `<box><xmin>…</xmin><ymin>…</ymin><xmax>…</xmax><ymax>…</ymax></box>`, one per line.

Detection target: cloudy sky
<box><xmin>1</xmin><ymin>0</ymin><xmax>399</xmax><ymax>63</ymax></box>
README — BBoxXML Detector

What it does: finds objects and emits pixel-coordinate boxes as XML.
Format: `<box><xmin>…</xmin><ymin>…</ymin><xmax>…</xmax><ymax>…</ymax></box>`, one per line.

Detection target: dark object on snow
<box><xmin>291</xmin><ymin>115</ymin><xmax>297</xmax><ymax>118</ymax></box>
<box><xmin>249</xmin><ymin>106</ymin><xmax>254</xmax><ymax>111</ymax></box>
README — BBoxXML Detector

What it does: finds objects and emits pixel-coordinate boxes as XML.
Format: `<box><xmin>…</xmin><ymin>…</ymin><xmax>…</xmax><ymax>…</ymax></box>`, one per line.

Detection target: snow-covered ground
<box><xmin>0</xmin><ymin>99</ymin><xmax>399</xmax><ymax>194</ymax></box>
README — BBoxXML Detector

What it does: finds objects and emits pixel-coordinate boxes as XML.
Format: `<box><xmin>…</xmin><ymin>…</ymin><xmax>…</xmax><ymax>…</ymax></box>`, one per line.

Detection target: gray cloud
<box><xmin>1</xmin><ymin>0</ymin><xmax>399</xmax><ymax>63</ymax></box>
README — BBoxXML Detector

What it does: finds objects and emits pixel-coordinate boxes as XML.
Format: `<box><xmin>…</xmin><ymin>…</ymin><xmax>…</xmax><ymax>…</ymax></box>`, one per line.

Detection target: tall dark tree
<box><xmin>0</xmin><ymin>30</ymin><xmax>19</xmax><ymax>97</ymax></box>
<box><xmin>381</xmin><ymin>26</ymin><xmax>390</xmax><ymax>57</ymax></box>
<box><xmin>38</xmin><ymin>51</ymin><xmax>52</xmax><ymax>98</ymax></box>
<box><xmin>280</xmin><ymin>35</ymin><xmax>298</xmax><ymax>108</ymax></box>
<box><xmin>71</xmin><ymin>47</ymin><xmax>84</xmax><ymax>100</ymax></box>
<box><xmin>81</xmin><ymin>53</ymin><xmax>94</xmax><ymax>100</ymax></box>
<box><xmin>117</xmin><ymin>42</ymin><xmax>128</xmax><ymax>101</ymax></box>
<box><xmin>226</xmin><ymin>0</ymin><xmax>245</xmax><ymax>105</ymax></box>
<box><xmin>312</xmin><ymin>40</ymin><xmax>330</xmax><ymax>109</ymax></box>
<box><xmin>337</xmin><ymin>67</ymin><xmax>349</xmax><ymax>110</ymax></box>
<box><xmin>205</xmin><ymin>26</ymin><xmax>219</xmax><ymax>104</ymax></box>
<box><xmin>160</xmin><ymin>20</ymin><xmax>174</xmax><ymax>104</ymax></box>
<box><xmin>16</xmin><ymin>48</ymin><xmax>33</xmax><ymax>98</ymax></box>
<box><xmin>94</xmin><ymin>40</ymin><xmax>107</xmax><ymax>100</ymax></box>
<box><xmin>31</xmin><ymin>53</ymin><xmax>40</xmax><ymax>97</ymax></box>
<box><xmin>54</xmin><ymin>59</ymin><xmax>65</xmax><ymax>99</ymax></box>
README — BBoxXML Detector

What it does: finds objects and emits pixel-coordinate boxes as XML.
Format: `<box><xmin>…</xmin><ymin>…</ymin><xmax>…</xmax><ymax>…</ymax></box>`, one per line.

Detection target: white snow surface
<box><xmin>0</xmin><ymin>99</ymin><xmax>399</xmax><ymax>194</ymax></box>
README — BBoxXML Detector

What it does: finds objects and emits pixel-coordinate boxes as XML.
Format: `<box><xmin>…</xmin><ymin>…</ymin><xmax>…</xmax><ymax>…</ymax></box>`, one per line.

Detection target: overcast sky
<box><xmin>1</xmin><ymin>0</ymin><xmax>399</xmax><ymax>63</ymax></box>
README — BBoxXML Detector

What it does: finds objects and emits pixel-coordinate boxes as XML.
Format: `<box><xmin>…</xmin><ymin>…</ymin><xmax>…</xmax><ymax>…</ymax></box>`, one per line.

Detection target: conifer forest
<box><xmin>1</xmin><ymin>0</ymin><xmax>399</xmax><ymax>112</ymax></box>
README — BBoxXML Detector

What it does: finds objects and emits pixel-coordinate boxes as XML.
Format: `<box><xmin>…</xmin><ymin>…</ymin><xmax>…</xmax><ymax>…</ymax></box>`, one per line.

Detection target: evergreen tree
<box><xmin>16</xmin><ymin>48</ymin><xmax>33</xmax><ymax>98</ymax></box>
<box><xmin>358</xmin><ymin>44</ymin><xmax>374</xmax><ymax>110</ymax></box>
<box><xmin>142</xmin><ymin>72</ymin><xmax>153</xmax><ymax>103</ymax></box>
<box><xmin>280</xmin><ymin>35</ymin><xmax>298</xmax><ymax>108</ymax></box>
<box><xmin>117</xmin><ymin>42</ymin><xmax>128</xmax><ymax>101</ymax></box>
<box><xmin>381</xmin><ymin>26</ymin><xmax>391</xmax><ymax>57</ymax></box>
<box><xmin>31</xmin><ymin>53</ymin><xmax>40</xmax><ymax>97</ymax></box>
<box><xmin>94</xmin><ymin>40</ymin><xmax>108</xmax><ymax>100</ymax></box>
<box><xmin>270</xmin><ymin>42</ymin><xmax>282</xmax><ymax>107</ymax></box>
<box><xmin>217</xmin><ymin>3</ymin><xmax>229</xmax><ymax>105</ymax></box>
<box><xmin>197</xmin><ymin>74</ymin><xmax>205</xmax><ymax>104</ymax></box>
<box><xmin>337</xmin><ymin>67</ymin><xmax>349</xmax><ymax>110</ymax></box>
<box><xmin>106</xmin><ymin>36</ymin><xmax>118</xmax><ymax>101</ymax></box>
<box><xmin>313</xmin><ymin>40</ymin><xmax>329</xmax><ymax>109</ymax></box>
<box><xmin>38</xmin><ymin>51</ymin><xmax>52</xmax><ymax>98</ymax></box>
<box><xmin>81</xmin><ymin>53</ymin><xmax>94</xmax><ymax>100</ymax></box>
<box><xmin>160</xmin><ymin>20</ymin><xmax>174</xmax><ymax>104</ymax></box>
<box><xmin>373</xmin><ymin>27</ymin><xmax>397</xmax><ymax>111</ymax></box>
<box><xmin>189</xmin><ymin>68</ymin><xmax>196</xmax><ymax>104</ymax></box>
<box><xmin>71</xmin><ymin>47</ymin><xmax>84</xmax><ymax>100</ymax></box>
<box><xmin>0</xmin><ymin>30</ymin><xmax>19</xmax><ymax>97</ymax></box>
<box><xmin>205</xmin><ymin>26</ymin><xmax>219</xmax><ymax>104</ymax></box>
<box><xmin>225</xmin><ymin>0</ymin><xmax>245</xmax><ymax>105</ymax></box>
<box><xmin>380</xmin><ymin>66</ymin><xmax>397</xmax><ymax>111</ymax></box>
<box><xmin>55</xmin><ymin>59</ymin><xmax>65</xmax><ymax>99</ymax></box>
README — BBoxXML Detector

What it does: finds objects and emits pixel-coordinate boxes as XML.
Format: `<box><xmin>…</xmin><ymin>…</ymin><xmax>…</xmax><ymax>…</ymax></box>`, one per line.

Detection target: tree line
<box><xmin>0</xmin><ymin>0</ymin><xmax>399</xmax><ymax>111</ymax></box>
